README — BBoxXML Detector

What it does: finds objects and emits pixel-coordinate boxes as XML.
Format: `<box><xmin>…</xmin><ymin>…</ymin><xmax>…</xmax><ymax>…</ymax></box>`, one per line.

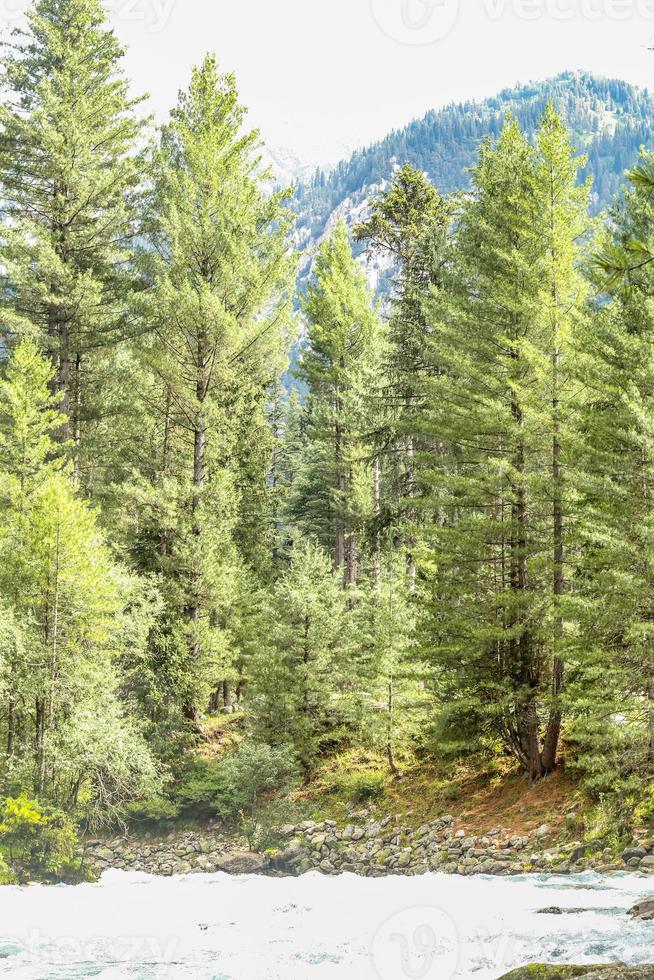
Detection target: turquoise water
<box><xmin>0</xmin><ymin>869</ymin><xmax>652</xmax><ymax>979</ymax></box>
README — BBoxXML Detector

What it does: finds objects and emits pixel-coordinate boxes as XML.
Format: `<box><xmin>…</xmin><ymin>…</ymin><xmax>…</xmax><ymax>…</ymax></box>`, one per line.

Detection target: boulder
<box><xmin>629</xmin><ymin>896</ymin><xmax>654</xmax><ymax>921</ymax></box>
<box><xmin>215</xmin><ymin>852</ymin><xmax>268</xmax><ymax>875</ymax></box>
<box><xmin>536</xmin><ymin>907</ymin><xmax>593</xmax><ymax>915</ymax></box>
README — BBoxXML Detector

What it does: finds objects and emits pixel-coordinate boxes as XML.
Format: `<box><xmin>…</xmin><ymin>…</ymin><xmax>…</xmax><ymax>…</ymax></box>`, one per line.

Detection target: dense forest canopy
<box><xmin>3</xmin><ymin>0</ymin><xmax>654</xmax><ymax>869</ymax></box>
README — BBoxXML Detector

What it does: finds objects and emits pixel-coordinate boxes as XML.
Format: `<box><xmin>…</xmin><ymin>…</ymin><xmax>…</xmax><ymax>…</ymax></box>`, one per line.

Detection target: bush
<box><xmin>125</xmin><ymin>794</ymin><xmax>181</xmax><ymax>825</ymax></box>
<box><xmin>0</xmin><ymin>852</ymin><xmax>15</xmax><ymax>885</ymax></box>
<box><xmin>0</xmin><ymin>795</ymin><xmax>80</xmax><ymax>880</ymax></box>
<box><xmin>219</xmin><ymin>744</ymin><xmax>298</xmax><ymax>850</ymax></box>
<box><xmin>329</xmin><ymin>769</ymin><xmax>387</xmax><ymax>804</ymax></box>
<box><xmin>126</xmin><ymin>747</ymin><xmax>299</xmax><ymax>830</ymax></box>
<box><xmin>219</xmin><ymin>743</ymin><xmax>297</xmax><ymax>819</ymax></box>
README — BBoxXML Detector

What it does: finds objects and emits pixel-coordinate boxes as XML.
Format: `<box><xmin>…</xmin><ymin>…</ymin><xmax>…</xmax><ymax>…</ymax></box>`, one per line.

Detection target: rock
<box><xmin>536</xmin><ymin>907</ymin><xmax>593</xmax><ymax>915</ymax></box>
<box><xmin>629</xmin><ymin>896</ymin><xmax>654</xmax><ymax>921</ymax></box>
<box><xmin>641</xmin><ymin>856</ymin><xmax>654</xmax><ymax>871</ymax></box>
<box><xmin>623</xmin><ymin>847</ymin><xmax>647</xmax><ymax>863</ymax></box>
<box><xmin>499</xmin><ymin>969</ymin><xmax>654</xmax><ymax>979</ymax></box>
<box><xmin>272</xmin><ymin>842</ymin><xmax>306</xmax><ymax>869</ymax></box>
<box><xmin>535</xmin><ymin>824</ymin><xmax>551</xmax><ymax>838</ymax></box>
<box><xmin>215</xmin><ymin>852</ymin><xmax>268</xmax><ymax>875</ymax></box>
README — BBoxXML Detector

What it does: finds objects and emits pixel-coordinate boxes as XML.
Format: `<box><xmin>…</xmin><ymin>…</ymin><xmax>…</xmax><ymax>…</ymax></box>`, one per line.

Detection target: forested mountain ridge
<box><xmin>293</xmin><ymin>72</ymin><xmax>654</xmax><ymax>282</ymax></box>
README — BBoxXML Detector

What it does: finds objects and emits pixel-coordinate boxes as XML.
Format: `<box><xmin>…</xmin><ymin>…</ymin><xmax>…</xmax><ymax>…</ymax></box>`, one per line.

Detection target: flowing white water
<box><xmin>0</xmin><ymin>870</ymin><xmax>653</xmax><ymax>980</ymax></box>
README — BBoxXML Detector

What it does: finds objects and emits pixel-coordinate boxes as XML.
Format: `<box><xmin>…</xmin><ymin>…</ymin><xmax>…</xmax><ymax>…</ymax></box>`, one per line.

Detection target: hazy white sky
<box><xmin>6</xmin><ymin>0</ymin><xmax>654</xmax><ymax>163</ymax></box>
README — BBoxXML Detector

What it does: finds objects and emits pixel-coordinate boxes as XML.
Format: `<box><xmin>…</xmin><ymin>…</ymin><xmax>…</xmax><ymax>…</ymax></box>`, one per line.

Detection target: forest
<box><xmin>2</xmin><ymin>0</ymin><xmax>654</xmax><ymax>876</ymax></box>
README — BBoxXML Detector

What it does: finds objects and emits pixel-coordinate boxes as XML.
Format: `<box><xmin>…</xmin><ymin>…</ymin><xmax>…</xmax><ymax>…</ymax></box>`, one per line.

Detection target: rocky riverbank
<box><xmin>500</xmin><ymin>969</ymin><xmax>654</xmax><ymax>979</ymax></box>
<box><xmin>81</xmin><ymin>812</ymin><xmax>652</xmax><ymax>879</ymax></box>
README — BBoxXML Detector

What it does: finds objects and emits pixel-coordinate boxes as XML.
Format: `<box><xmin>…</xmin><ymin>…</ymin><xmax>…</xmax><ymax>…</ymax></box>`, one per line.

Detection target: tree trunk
<box><xmin>511</xmin><ymin>386</ymin><xmax>543</xmax><ymax>779</ymax></box>
<box><xmin>184</xmin><ymin>333</ymin><xmax>207</xmax><ymax>734</ymax></box>
<box><xmin>404</xmin><ymin>434</ymin><xmax>417</xmax><ymax>590</ymax></box>
<box><xmin>386</xmin><ymin>677</ymin><xmax>401</xmax><ymax>778</ymax></box>
<box><xmin>527</xmin><ymin>696</ymin><xmax>544</xmax><ymax>782</ymax></box>
<box><xmin>72</xmin><ymin>351</ymin><xmax>82</xmax><ymax>483</ymax></box>
<box><xmin>334</xmin><ymin>411</ymin><xmax>345</xmax><ymax>572</ymax></box>
<box><xmin>7</xmin><ymin>698</ymin><xmax>15</xmax><ymax>757</ymax></box>
<box><xmin>373</xmin><ymin>455</ymin><xmax>382</xmax><ymax>584</ymax></box>
<box><xmin>542</xmin><ymin>342</ymin><xmax>564</xmax><ymax>773</ymax></box>
<box><xmin>35</xmin><ymin>697</ymin><xmax>45</xmax><ymax>794</ymax></box>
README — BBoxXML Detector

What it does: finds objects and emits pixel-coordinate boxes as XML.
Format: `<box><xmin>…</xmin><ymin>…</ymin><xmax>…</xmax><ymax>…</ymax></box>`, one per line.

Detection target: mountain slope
<box><xmin>292</xmin><ymin>72</ymin><xmax>654</xmax><ymax>270</ymax></box>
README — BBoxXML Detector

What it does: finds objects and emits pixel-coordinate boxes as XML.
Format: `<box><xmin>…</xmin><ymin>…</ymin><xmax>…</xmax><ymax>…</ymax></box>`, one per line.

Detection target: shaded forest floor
<box><xmin>194</xmin><ymin>717</ymin><xmax>586</xmax><ymax>839</ymax></box>
<box><xmin>293</xmin><ymin>750</ymin><xmax>585</xmax><ymax>838</ymax></box>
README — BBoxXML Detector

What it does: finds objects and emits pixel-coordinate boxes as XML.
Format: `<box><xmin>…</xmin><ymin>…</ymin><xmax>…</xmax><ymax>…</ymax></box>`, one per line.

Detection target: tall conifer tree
<box><xmin>0</xmin><ymin>0</ymin><xmax>147</xmax><ymax>480</ymax></box>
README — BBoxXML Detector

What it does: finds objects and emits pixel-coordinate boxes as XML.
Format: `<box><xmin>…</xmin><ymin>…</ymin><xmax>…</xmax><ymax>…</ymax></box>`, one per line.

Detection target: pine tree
<box><xmin>421</xmin><ymin>110</ymin><xmax>590</xmax><ymax>779</ymax></box>
<box><xmin>569</xmin><ymin>152</ymin><xmax>654</xmax><ymax>799</ymax></box>
<box><xmin>131</xmin><ymin>55</ymin><xmax>294</xmax><ymax>732</ymax></box>
<box><xmin>0</xmin><ymin>0</ymin><xmax>148</xmax><ymax>480</ymax></box>
<box><xmin>355</xmin><ymin>165</ymin><xmax>453</xmax><ymax>583</ymax></box>
<box><xmin>292</xmin><ymin>221</ymin><xmax>382</xmax><ymax>587</ymax></box>
<box><xmin>246</xmin><ymin>541</ymin><xmax>352</xmax><ymax>776</ymax></box>
<box><xmin>353</xmin><ymin>556</ymin><xmax>424</xmax><ymax>776</ymax></box>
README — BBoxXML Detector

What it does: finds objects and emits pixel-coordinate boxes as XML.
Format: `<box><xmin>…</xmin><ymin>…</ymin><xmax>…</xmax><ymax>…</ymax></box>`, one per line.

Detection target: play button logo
<box><xmin>371</xmin><ymin>0</ymin><xmax>461</xmax><ymax>45</ymax></box>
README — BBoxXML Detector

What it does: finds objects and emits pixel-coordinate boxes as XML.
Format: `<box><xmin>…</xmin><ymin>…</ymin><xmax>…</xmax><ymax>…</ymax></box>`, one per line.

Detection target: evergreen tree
<box><xmin>353</xmin><ymin>556</ymin><xmax>424</xmax><ymax>776</ymax></box>
<box><xmin>131</xmin><ymin>55</ymin><xmax>294</xmax><ymax>732</ymax></box>
<box><xmin>247</xmin><ymin>541</ymin><xmax>352</xmax><ymax>776</ymax></box>
<box><xmin>292</xmin><ymin>222</ymin><xmax>382</xmax><ymax>587</ymax></box>
<box><xmin>421</xmin><ymin>110</ymin><xmax>589</xmax><ymax>779</ymax></box>
<box><xmin>569</xmin><ymin>153</ymin><xmax>654</xmax><ymax>799</ymax></box>
<box><xmin>0</xmin><ymin>0</ymin><xmax>148</xmax><ymax>481</ymax></box>
<box><xmin>355</xmin><ymin>166</ymin><xmax>453</xmax><ymax>583</ymax></box>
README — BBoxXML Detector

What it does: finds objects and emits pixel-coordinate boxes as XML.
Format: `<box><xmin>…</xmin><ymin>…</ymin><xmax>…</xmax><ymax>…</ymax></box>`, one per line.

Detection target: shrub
<box><xmin>219</xmin><ymin>743</ymin><xmax>297</xmax><ymax>820</ymax></box>
<box><xmin>329</xmin><ymin>769</ymin><xmax>387</xmax><ymax>804</ymax></box>
<box><xmin>218</xmin><ymin>744</ymin><xmax>298</xmax><ymax>851</ymax></box>
<box><xmin>0</xmin><ymin>852</ymin><xmax>15</xmax><ymax>885</ymax></box>
<box><xmin>0</xmin><ymin>795</ymin><xmax>80</xmax><ymax>880</ymax></box>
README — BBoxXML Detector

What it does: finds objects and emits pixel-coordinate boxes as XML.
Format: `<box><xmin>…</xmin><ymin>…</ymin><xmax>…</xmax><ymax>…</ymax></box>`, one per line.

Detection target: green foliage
<box><xmin>0</xmin><ymin>795</ymin><xmax>79</xmax><ymax>879</ymax></box>
<box><xmin>0</xmin><ymin>853</ymin><xmax>15</xmax><ymax>885</ymax></box>
<box><xmin>635</xmin><ymin>785</ymin><xmax>654</xmax><ymax>826</ymax></box>
<box><xmin>0</xmin><ymin>0</ymin><xmax>148</xmax><ymax>478</ymax></box>
<box><xmin>329</xmin><ymin>769</ymin><xmax>387</xmax><ymax>805</ymax></box>
<box><xmin>3</xmin><ymin>1</ymin><xmax>654</xmax><ymax>849</ymax></box>
<box><xmin>289</xmin><ymin>221</ymin><xmax>383</xmax><ymax>579</ymax></box>
<box><xmin>420</xmin><ymin>106</ymin><xmax>590</xmax><ymax>780</ymax></box>
<box><xmin>247</xmin><ymin>541</ymin><xmax>354</xmax><ymax>774</ymax></box>
<box><xmin>218</xmin><ymin>743</ymin><xmax>297</xmax><ymax>849</ymax></box>
<box><xmin>126</xmin><ymin>53</ymin><xmax>295</xmax><ymax>732</ymax></box>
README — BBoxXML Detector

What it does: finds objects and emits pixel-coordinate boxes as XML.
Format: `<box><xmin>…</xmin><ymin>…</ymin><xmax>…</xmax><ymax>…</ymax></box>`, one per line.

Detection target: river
<box><xmin>0</xmin><ymin>870</ymin><xmax>653</xmax><ymax>979</ymax></box>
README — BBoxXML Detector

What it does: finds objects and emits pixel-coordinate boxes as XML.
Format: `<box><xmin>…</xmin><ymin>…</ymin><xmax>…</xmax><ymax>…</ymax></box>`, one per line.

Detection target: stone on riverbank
<box><xmin>500</xmin><ymin>967</ymin><xmax>654</xmax><ymax>979</ymax></box>
<box><xmin>80</xmin><ymin>812</ymin><xmax>627</xmax><ymax>880</ymax></box>
<box><xmin>629</xmin><ymin>896</ymin><xmax>654</xmax><ymax>921</ymax></box>
<box><xmin>215</xmin><ymin>852</ymin><xmax>269</xmax><ymax>875</ymax></box>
